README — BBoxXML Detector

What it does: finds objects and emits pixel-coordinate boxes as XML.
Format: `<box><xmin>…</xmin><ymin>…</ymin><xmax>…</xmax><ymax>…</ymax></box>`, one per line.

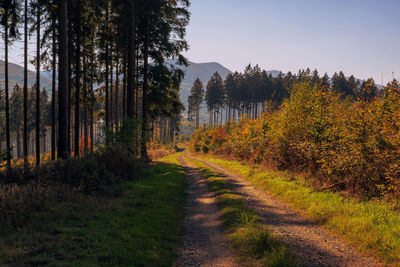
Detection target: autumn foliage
<box><xmin>191</xmin><ymin>81</ymin><xmax>400</xmax><ymax>198</ymax></box>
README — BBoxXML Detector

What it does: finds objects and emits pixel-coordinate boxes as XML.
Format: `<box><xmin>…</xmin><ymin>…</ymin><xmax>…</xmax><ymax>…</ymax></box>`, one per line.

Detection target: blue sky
<box><xmin>183</xmin><ymin>0</ymin><xmax>400</xmax><ymax>84</ymax></box>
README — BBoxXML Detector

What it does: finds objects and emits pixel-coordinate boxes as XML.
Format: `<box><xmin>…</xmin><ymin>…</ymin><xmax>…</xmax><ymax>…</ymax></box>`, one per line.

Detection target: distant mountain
<box><xmin>0</xmin><ymin>60</ymin><xmax>52</xmax><ymax>90</ymax></box>
<box><xmin>167</xmin><ymin>60</ymin><xmax>231</xmax><ymax>108</ymax></box>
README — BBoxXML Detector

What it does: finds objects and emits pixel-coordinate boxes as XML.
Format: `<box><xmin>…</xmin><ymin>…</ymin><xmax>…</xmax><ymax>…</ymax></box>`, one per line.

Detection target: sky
<box><xmin>183</xmin><ymin>0</ymin><xmax>400</xmax><ymax>84</ymax></box>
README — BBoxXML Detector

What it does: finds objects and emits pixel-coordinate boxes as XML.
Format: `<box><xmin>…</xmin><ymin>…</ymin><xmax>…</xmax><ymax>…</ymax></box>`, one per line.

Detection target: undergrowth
<box><xmin>0</xmin><ymin>153</ymin><xmax>187</xmax><ymax>266</ymax></box>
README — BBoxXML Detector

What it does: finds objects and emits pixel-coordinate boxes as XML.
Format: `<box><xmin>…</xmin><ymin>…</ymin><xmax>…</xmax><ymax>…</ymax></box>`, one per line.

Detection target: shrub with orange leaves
<box><xmin>191</xmin><ymin>80</ymin><xmax>400</xmax><ymax>198</ymax></box>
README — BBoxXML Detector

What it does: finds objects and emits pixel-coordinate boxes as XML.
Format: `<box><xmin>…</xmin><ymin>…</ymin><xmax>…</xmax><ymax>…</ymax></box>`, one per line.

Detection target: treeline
<box><xmin>188</xmin><ymin>65</ymin><xmax>380</xmax><ymax>127</ymax></box>
<box><xmin>191</xmin><ymin>77</ymin><xmax>400</xmax><ymax>198</ymax></box>
<box><xmin>0</xmin><ymin>0</ymin><xmax>189</xmax><ymax>168</ymax></box>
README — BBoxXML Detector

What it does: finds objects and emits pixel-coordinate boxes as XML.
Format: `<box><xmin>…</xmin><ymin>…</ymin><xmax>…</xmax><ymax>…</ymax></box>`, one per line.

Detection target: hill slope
<box><xmin>0</xmin><ymin>60</ymin><xmax>52</xmax><ymax>90</ymax></box>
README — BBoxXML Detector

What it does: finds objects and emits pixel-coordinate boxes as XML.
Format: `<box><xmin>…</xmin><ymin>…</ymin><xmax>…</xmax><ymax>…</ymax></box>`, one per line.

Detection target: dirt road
<box><xmin>175</xmin><ymin>154</ymin><xmax>237</xmax><ymax>267</ymax></box>
<box><xmin>187</xmin><ymin>153</ymin><xmax>381</xmax><ymax>267</ymax></box>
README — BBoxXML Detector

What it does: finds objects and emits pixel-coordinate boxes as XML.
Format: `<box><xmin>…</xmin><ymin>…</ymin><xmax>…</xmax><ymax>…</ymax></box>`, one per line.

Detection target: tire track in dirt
<box><xmin>175</xmin><ymin>154</ymin><xmax>238</xmax><ymax>267</ymax></box>
<box><xmin>189</xmin><ymin>153</ymin><xmax>381</xmax><ymax>267</ymax></box>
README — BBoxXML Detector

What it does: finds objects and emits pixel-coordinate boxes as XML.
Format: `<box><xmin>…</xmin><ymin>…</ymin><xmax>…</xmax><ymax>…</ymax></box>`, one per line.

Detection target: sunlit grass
<box><xmin>187</xmin><ymin>156</ymin><xmax>298</xmax><ymax>266</ymax></box>
<box><xmin>196</xmin><ymin>154</ymin><xmax>400</xmax><ymax>265</ymax></box>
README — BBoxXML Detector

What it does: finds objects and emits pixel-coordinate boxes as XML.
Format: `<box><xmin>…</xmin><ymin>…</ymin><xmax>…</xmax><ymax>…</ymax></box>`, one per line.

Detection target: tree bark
<box><xmin>105</xmin><ymin>2</ymin><xmax>110</xmax><ymax>127</ymax></box>
<box><xmin>110</xmin><ymin>41</ymin><xmax>114</xmax><ymax>129</ymax></box>
<box><xmin>83</xmin><ymin>57</ymin><xmax>88</xmax><ymax>153</ymax></box>
<box><xmin>115</xmin><ymin>55</ymin><xmax>119</xmax><ymax>130</ymax></box>
<box><xmin>141</xmin><ymin>1</ymin><xmax>149</xmax><ymax>159</ymax></box>
<box><xmin>17</xmin><ymin>127</ymin><xmax>21</xmax><ymax>159</ymax></box>
<box><xmin>23</xmin><ymin>0</ymin><xmax>28</xmax><ymax>165</ymax></box>
<box><xmin>74</xmin><ymin>0</ymin><xmax>81</xmax><ymax>156</ymax></box>
<box><xmin>196</xmin><ymin>108</ymin><xmax>199</xmax><ymax>129</ymax></box>
<box><xmin>36</xmin><ymin>2</ymin><xmax>41</xmax><ymax>166</ymax></box>
<box><xmin>67</xmin><ymin>0</ymin><xmax>72</xmax><ymax>153</ymax></box>
<box><xmin>122</xmin><ymin>52</ymin><xmax>127</xmax><ymax>118</ymax></box>
<box><xmin>5</xmin><ymin>13</ymin><xmax>11</xmax><ymax>167</ymax></box>
<box><xmin>58</xmin><ymin>0</ymin><xmax>70</xmax><ymax>160</ymax></box>
<box><xmin>51</xmin><ymin>22</ymin><xmax>56</xmax><ymax>160</ymax></box>
<box><xmin>127</xmin><ymin>0</ymin><xmax>135</xmax><ymax>119</ymax></box>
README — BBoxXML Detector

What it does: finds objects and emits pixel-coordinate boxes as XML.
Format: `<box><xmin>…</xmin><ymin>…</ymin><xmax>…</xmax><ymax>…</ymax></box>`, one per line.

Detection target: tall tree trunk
<box><xmin>83</xmin><ymin>58</ymin><xmax>88</xmax><ymax>153</ymax></box>
<box><xmin>115</xmin><ymin>55</ymin><xmax>119</xmax><ymax>130</ymax></box>
<box><xmin>17</xmin><ymin>127</ymin><xmax>21</xmax><ymax>159</ymax></box>
<box><xmin>67</xmin><ymin>0</ymin><xmax>72</xmax><ymax>153</ymax></box>
<box><xmin>5</xmin><ymin>14</ymin><xmax>11</xmax><ymax>167</ymax></box>
<box><xmin>110</xmin><ymin>44</ymin><xmax>114</xmax><ymax>129</ymax></box>
<box><xmin>141</xmin><ymin>1</ymin><xmax>149</xmax><ymax>159</ymax></box>
<box><xmin>127</xmin><ymin>0</ymin><xmax>135</xmax><ymax>119</ymax></box>
<box><xmin>58</xmin><ymin>0</ymin><xmax>70</xmax><ymax>160</ymax></box>
<box><xmin>74</xmin><ymin>0</ymin><xmax>81</xmax><ymax>156</ymax></box>
<box><xmin>196</xmin><ymin>108</ymin><xmax>199</xmax><ymax>129</ymax></box>
<box><xmin>90</xmin><ymin>38</ymin><xmax>95</xmax><ymax>152</ymax></box>
<box><xmin>122</xmin><ymin>52</ymin><xmax>127</xmax><ymax>118</ymax></box>
<box><xmin>105</xmin><ymin>2</ymin><xmax>109</xmax><ymax>128</ymax></box>
<box><xmin>51</xmin><ymin>22</ymin><xmax>56</xmax><ymax>160</ymax></box>
<box><xmin>23</xmin><ymin>0</ymin><xmax>28</xmax><ymax>165</ymax></box>
<box><xmin>36</xmin><ymin>2</ymin><xmax>41</xmax><ymax>166</ymax></box>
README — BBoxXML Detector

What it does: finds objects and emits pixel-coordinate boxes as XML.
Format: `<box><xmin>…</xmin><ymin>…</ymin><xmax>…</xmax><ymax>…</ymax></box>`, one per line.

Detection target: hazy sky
<box><xmin>183</xmin><ymin>0</ymin><xmax>400</xmax><ymax>84</ymax></box>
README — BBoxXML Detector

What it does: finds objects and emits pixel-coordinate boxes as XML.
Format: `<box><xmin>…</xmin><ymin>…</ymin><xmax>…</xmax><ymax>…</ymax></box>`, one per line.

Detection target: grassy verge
<box><xmin>0</xmin><ymin>153</ymin><xmax>186</xmax><ymax>266</ymax></box>
<box><xmin>194</xmin><ymin>153</ymin><xmax>400</xmax><ymax>265</ymax></box>
<box><xmin>186</xmin><ymin>155</ymin><xmax>298</xmax><ymax>267</ymax></box>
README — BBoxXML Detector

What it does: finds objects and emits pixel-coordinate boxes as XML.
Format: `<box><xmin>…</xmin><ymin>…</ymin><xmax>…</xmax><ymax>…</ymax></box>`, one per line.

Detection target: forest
<box><xmin>1</xmin><ymin>0</ymin><xmax>399</xmax><ymax>266</ymax></box>
<box><xmin>190</xmin><ymin>65</ymin><xmax>399</xmax><ymax>198</ymax></box>
<box><xmin>0</xmin><ymin>0</ymin><xmax>188</xmax><ymax>167</ymax></box>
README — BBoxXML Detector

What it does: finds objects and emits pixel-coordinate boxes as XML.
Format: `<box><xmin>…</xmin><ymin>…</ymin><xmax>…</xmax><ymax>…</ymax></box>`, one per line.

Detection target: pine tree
<box><xmin>188</xmin><ymin>78</ymin><xmax>204</xmax><ymax>129</ymax></box>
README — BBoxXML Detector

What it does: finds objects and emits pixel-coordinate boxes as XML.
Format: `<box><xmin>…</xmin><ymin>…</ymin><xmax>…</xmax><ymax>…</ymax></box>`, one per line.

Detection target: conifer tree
<box><xmin>188</xmin><ymin>78</ymin><xmax>204</xmax><ymax>129</ymax></box>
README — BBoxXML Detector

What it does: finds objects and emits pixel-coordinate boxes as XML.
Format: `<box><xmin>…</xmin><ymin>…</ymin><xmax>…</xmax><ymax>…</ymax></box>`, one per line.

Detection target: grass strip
<box><xmin>0</xmin><ymin>153</ymin><xmax>187</xmax><ymax>267</ymax></box>
<box><xmin>186</xmin><ymin>155</ymin><xmax>298</xmax><ymax>267</ymax></box>
<box><xmin>195</xmin><ymin>154</ymin><xmax>400</xmax><ymax>265</ymax></box>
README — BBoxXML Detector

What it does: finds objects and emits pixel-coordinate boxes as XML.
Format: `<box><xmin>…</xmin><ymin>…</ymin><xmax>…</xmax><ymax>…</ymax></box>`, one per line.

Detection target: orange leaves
<box><xmin>191</xmin><ymin>80</ymin><xmax>400</xmax><ymax>197</ymax></box>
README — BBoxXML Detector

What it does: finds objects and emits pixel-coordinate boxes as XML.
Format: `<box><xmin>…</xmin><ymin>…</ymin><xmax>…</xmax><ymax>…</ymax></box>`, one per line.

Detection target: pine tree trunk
<box><xmin>196</xmin><ymin>108</ymin><xmax>199</xmax><ymax>129</ymax></box>
<box><xmin>17</xmin><ymin>127</ymin><xmax>21</xmax><ymax>159</ymax></box>
<box><xmin>105</xmin><ymin>2</ymin><xmax>110</xmax><ymax>128</ymax></box>
<box><xmin>51</xmin><ymin>23</ymin><xmax>56</xmax><ymax>160</ymax></box>
<box><xmin>141</xmin><ymin>1</ymin><xmax>149</xmax><ymax>159</ymax></box>
<box><xmin>90</xmin><ymin>105</ymin><xmax>94</xmax><ymax>152</ymax></box>
<box><xmin>36</xmin><ymin>3</ymin><xmax>41</xmax><ymax>166</ymax></box>
<box><xmin>122</xmin><ymin>52</ymin><xmax>127</xmax><ymax>118</ymax></box>
<box><xmin>115</xmin><ymin>55</ymin><xmax>119</xmax><ymax>130</ymax></box>
<box><xmin>58</xmin><ymin>0</ymin><xmax>70</xmax><ymax>160</ymax></box>
<box><xmin>23</xmin><ymin>0</ymin><xmax>28</xmax><ymax>165</ymax></box>
<box><xmin>74</xmin><ymin>0</ymin><xmax>81</xmax><ymax>156</ymax></box>
<box><xmin>127</xmin><ymin>0</ymin><xmax>135</xmax><ymax>119</ymax></box>
<box><xmin>67</xmin><ymin>0</ymin><xmax>72</xmax><ymax>153</ymax></box>
<box><xmin>5</xmin><ymin>14</ymin><xmax>11</xmax><ymax>167</ymax></box>
<box><xmin>110</xmin><ymin>41</ymin><xmax>114</xmax><ymax>130</ymax></box>
<box><xmin>83</xmin><ymin>58</ymin><xmax>88</xmax><ymax>153</ymax></box>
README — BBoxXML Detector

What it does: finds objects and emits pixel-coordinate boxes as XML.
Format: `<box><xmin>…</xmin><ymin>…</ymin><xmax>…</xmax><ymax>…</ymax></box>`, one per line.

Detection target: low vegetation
<box><xmin>192</xmin><ymin>80</ymin><xmax>400</xmax><ymax>199</ymax></box>
<box><xmin>187</xmin><ymin>156</ymin><xmax>298</xmax><ymax>266</ymax></box>
<box><xmin>0</xmin><ymin>153</ymin><xmax>187</xmax><ymax>266</ymax></box>
<box><xmin>195</xmin><ymin>154</ymin><xmax>400</xmax><ymax>265</ymax></box>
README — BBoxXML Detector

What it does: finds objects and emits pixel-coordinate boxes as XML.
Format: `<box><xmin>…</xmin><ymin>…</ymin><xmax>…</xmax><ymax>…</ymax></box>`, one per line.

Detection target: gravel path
<box><xmin>189</xmin><ymin>153</ymin><xmax>382</xmax><ymax>267</ymax></box>
<box><xmin>175</xmin><ymin>154</ymin><xmax>237</xmax><ymax>267</ymax></box>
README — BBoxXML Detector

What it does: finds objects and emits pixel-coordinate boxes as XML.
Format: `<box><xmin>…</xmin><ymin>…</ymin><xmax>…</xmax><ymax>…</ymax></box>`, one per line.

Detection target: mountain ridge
<box><xmin>0</xmin><ymin>60</ymin><xmax>52</xmax><ymax>90</ymax></box>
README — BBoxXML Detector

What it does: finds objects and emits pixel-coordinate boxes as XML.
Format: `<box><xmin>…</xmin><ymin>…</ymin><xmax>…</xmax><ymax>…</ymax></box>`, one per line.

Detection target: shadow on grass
<box><xmin>0</xmin><ymin>158</ymin><xmax>187</xmax><ymax>267</ymax></box>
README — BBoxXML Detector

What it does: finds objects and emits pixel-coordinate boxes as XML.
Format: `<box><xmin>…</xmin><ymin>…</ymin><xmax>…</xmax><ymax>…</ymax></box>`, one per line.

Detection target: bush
<box><xmin>0</xmin><ymin>119</ymin><xmax>143</xmax><ymax>226</ymax></box>
<box><xmin>191</xmin><ymin>81</ymin><xmax>400</xmax><ymax>198</ymax></box>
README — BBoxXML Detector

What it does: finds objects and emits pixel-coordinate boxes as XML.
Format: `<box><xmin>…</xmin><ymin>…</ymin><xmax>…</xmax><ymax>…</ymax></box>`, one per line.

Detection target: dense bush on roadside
<box><xmin>0</xmin><ymin>119</ymin><xmax>143</xmax><ymax>226</ymax></box>
<box><xmin>191</xmin><ymin>81</ymin><xmax>400</xmax><ymax>198</ymax></box>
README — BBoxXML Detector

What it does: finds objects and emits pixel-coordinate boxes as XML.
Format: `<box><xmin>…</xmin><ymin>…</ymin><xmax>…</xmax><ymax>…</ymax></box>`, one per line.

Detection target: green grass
<box><xmin>186</xmin><ymin>156</ymin><xmax>298</xmax><ymax>267</ymax></box>
<box><xmin>0</xmin><ymin>153</ymin><xmax>187</xmax><ymax>266</ymax></box>
<box><xmin>195</xmin><ymin>154</ymin><xmax>400</xmax><ymax>266</ymax></box>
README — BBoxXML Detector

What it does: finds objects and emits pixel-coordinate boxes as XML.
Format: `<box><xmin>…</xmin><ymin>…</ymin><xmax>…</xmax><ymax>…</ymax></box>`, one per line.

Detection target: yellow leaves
<box><xmin>191</xmin><ymin>80</ymin><xmax>400</xmax><ymax>197</ymax></box>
